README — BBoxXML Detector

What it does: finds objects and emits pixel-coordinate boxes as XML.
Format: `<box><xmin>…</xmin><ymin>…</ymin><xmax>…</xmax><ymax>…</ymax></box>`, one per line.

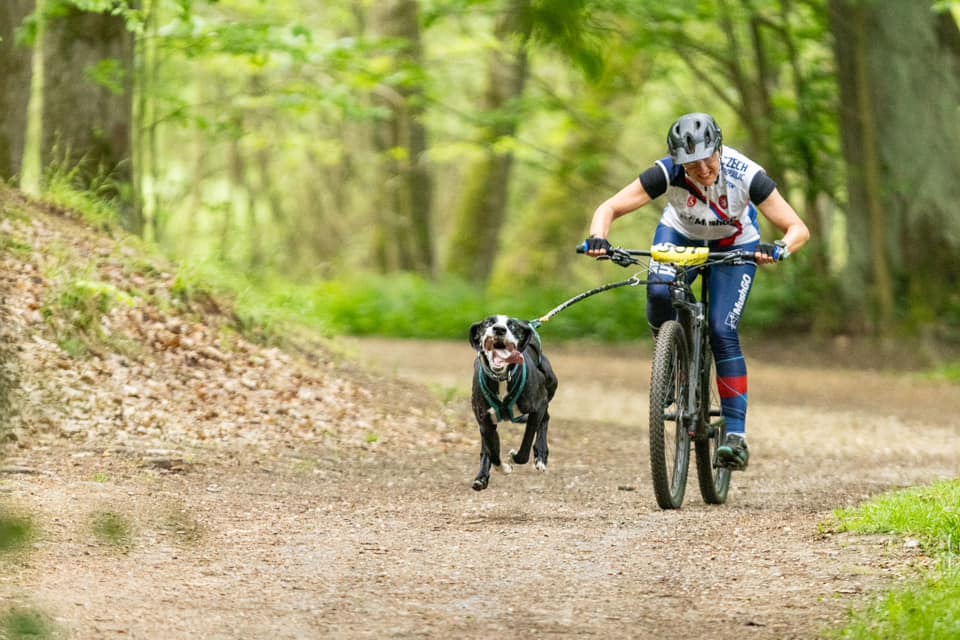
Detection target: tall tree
<box><xmin>0</xmin><ymin>0</ymin><xmax>34</xmax><ymax>182</ymax></box>
<box><xmin>41</xmin><ymin>1</ymin><xmax>135</xmax><ymax>228</ymax></box>
<box><xmin>445</xmin><ymin>0</ymin><xmax>531</xmax><ymax>284</ymax></box>
<box><xmin>489</xmin><ymin>50</ymin><xmax>652</xmax><ymax>291</ymax></box>
<box><xmin>829</xmin><ymin>0</ymin><xmax>960</xmax><ymax>334</ymax></box>
<box><xmin>370</xmin><ymin>0</ymin><xmax>435</xmax><ymax>276</ymax></box>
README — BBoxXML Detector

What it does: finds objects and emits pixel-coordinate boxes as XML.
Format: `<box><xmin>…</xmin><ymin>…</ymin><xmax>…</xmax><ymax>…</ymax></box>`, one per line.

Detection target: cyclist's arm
<box><xmin>755</xmin><ymin>187</ymin><xmax>810</xmax><ymax>259</ymax></box>
<box><xmin>589</xmin><ymin>178</ymin><xmax>653</xmax><ymax>240</ymax></box>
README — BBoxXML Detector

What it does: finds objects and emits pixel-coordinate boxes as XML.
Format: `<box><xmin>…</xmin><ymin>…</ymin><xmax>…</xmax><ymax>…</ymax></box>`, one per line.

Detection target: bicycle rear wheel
<box><xmin>695</xmin><ymin>347</ymin><xmax>731</xmax><ymax>504</ymax></box>
<box><xmin>648</xmin><ymin>320</ymin><xmax>691</xmax><ymax>509</ymax></box>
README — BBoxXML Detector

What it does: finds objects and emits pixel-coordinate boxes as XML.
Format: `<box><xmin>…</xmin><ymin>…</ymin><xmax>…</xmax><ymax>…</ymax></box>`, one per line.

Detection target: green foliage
<box><xmin>928</xmin><ymin>362</ymin><xmax>960</xmax><ymax>385</ymax></box>
<box><xmin>155</xmin><ymin>264</ymin><xmax>831</xmax><ymax>345</ymax></box>
<box><xmin>84</xmin><ymin>58</ymin><xmax>127</xmax><ymax>96</ymax></box>
<box><xmin>26</xmin><ymin>0</ymin><xmax>957</xmax><ymax>340</ymax></box>
<box><xmin>0</xmin><ymin>607</ymin><xmax>56</xmax><ymax>640</ymax></box>
<box><xmin>831</xmin><ymin>480</ymin><xmax>960</xmax><ymax>639</ymax></box>
<box><xmin>299</xmin><ymin>268</ymin><xmax>822</xmax><ymax>342</ymax></box>
<box><xmin>41</xmin><ymin>158</ymin><xmax>124</xmax><ymax>230</ymax></box>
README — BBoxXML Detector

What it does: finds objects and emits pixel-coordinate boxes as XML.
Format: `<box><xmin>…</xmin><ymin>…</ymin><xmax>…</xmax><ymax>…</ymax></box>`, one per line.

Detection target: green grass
<box><xmin>0</xmin><ymin>512</ymin><xmax>36</xmax><ymax>554</ymax></box>
<box><xmin>0</xmin><ymin>607</ymin><xmax>57</xmax><ymax>640</ymax></box>
<box><xmin>834</xmin><ymin>481</ymin><xmax>960</xmax><ymax>551</ymax></box>
<box><xmin>40</xmin><ymin>156</ymin><xmax>126</xmax><ymax>230</ymax></box>
<box><xmin>830</xmin><ymin>480</ymin><xmax>960</xmax><ymax>639</ymax></box>
<box><xmin>928</xmin><ymin>362</ymin><xmax>960</xmax><ymax>384</ymax></box>
<box><xmin>41</xmin><ymin>278</ymin><xmax>138</xmax><ymax>358</ymax></box>
<box><xmin>832</xmin><ymin>574</ymin><xmax>960</xmax><ymax>640</ymax></box>
<box><xmin>90</xmin><ymin>510</ymin><xmax>134</xmax><ymax>552</ymax></box>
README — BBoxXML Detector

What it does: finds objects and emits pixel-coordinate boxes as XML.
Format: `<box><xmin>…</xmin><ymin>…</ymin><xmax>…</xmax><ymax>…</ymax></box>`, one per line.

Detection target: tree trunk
<box><xmin>134</xmin><ymin>0</ymin><xmax>161</xmax><ymax>242</ymax></box>
<box><xmin>370</xmin><ymin>0</ymin><xmax>434</xmax><ymax>276</ymax></box>
<box><xmin>444</xmin><ymin>0</ymin><xmax>531</xmax><ymax>284</ymax></box>
<box><xmin>42</xmin><ymin>5</ymin><xmax>136</xmax><ymax>229</ymax></box>
<box><xmin>779</xmin><ymin>0</ymin><xmax>831</xmax><ymax>280</ymax></box>
<box><xmin>830</xmin><ymin>0</ymin><xmax>960</xmax><ymax>335</ymax></box>
<box><xmin>0</xmin><ymin>0</ymin><xmax>34</xmax><ymax>182</ymax></box>
<box><xmin>489</xmin><ymin>56</ymin><xmax>651</xmax><ymax>291</ymax></box>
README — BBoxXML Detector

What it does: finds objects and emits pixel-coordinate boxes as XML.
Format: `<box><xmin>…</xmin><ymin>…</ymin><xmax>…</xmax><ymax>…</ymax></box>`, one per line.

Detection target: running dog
<box><xmin>468</xmin><ymin>315</ymin><xmax>558</xmax><ymax>491</ymax></box>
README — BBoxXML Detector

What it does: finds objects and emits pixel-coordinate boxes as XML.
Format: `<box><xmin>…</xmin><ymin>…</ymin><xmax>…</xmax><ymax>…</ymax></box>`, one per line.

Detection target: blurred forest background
<box><xmin>1</xmin><ymin>0</ymin><xmax>959</xmax><ymax>343</ymax></box>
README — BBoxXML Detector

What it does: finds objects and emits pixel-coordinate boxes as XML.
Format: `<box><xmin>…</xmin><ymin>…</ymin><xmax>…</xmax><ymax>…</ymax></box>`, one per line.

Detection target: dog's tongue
<box><xmin>493</xmin><ymin>348</ymin><xmax>523</xmax><ymax>368</ymax></box>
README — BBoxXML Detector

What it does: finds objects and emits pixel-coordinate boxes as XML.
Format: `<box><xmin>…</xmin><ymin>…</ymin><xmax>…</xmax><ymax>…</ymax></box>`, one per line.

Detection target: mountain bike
<box><xmin>576</xmin><ymin>243</ymin><xmax>756</xmax><ymax>509</ymax></box>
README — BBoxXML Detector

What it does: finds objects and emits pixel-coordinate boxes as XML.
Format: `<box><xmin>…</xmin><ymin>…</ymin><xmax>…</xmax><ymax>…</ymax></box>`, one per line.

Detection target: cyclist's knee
<box><xmin>709</xmin><ymin>325</ymin><xmax>741</xmax><ymax>360</ymax></box>
<box><xmin>646</xmin><ymin>289</ymin><xmax>673</xmax><ymax>328</ymax></box>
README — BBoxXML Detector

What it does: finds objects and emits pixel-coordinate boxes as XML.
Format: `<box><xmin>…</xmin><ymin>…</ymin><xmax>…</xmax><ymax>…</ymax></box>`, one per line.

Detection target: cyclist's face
<box><xmin>683</xmin><ymin>152</ymin><xmax>720</xmax><ymax>186</ymax></box>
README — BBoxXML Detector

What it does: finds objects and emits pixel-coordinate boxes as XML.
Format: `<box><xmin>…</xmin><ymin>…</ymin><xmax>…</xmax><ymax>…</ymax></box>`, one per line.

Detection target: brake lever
<box><xmin>608</xmin><ymin>249</ymin><xmax>638</xmax><ymax>268</ymax></box>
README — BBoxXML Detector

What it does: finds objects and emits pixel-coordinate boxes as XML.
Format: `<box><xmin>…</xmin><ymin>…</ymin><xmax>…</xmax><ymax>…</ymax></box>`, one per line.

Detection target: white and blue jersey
<box><xmin>639</xmin><ymin>146</ymin><xmax>775</xmax><ymax>247</ymax></box>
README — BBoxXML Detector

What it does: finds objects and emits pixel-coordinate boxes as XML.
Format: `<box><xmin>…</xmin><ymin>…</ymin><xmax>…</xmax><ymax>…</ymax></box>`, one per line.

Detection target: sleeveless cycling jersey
<box><xmin>641</xmin><ymin>146</ymin><xmax>772</xmax><ymax>247</ymax></box>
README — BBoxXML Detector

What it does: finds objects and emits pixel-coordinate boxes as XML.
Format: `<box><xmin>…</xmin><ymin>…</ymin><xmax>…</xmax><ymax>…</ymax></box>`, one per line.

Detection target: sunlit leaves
<box><xmin>85</xmin><ymin>58</ymin><xmax>127</xmax><ymax>96</ymax></box>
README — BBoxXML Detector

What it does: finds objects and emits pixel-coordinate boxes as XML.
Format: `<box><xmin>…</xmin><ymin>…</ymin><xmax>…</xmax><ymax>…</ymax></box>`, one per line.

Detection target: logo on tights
<box><xmin>724</xmin><ymin>274</ymin><xmax>752</xmax><ymax>330</ymax></box>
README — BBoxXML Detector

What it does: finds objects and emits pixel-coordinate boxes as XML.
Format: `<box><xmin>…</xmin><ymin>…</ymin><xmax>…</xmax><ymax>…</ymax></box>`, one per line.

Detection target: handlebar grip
<box><xmin>576</xmin><ymin>242</ymin><xmax>588</xmax><ymax>254</ymax></box>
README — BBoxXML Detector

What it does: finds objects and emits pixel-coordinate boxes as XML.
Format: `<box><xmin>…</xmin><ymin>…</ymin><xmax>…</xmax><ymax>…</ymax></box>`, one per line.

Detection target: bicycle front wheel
<box><xmin>648</xmin><ymin>320</ymin><xmax>691</xmax><ymax>509</ymax></box>
<box><xmin>695</xmin><ymin>346</ymin><xmax>731</xmax><ymax>504</ymax></box>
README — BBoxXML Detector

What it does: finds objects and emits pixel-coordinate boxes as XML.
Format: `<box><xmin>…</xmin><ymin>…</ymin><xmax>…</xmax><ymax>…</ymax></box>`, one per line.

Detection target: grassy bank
<box><xmin>830</xmin><ymin>480</ymin><xmax>960</xmax><ymax>639</ymax></box>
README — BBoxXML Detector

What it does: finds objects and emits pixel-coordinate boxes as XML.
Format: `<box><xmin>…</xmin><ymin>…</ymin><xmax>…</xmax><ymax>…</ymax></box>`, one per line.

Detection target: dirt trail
<box><xmin>4</xmin><ymin>335</ymin><xmax>959</xmax><ymax>639</ymax></box>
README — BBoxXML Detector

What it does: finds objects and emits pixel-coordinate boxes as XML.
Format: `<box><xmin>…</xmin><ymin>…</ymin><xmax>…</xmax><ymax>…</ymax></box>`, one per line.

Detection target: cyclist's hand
<box><xmin>756</xmin><ymin>241</ymin><xmax>789</xmax><ymax>264</ymax></box>
<box><xmin>584</xmin><ymin>236</ymin><xmax>613</xmax><ymax>256</ymax></box>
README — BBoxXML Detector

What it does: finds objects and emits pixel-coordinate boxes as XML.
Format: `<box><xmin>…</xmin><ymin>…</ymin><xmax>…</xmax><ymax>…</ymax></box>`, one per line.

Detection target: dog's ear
<box><xmin>469</xmin><ymin>321</ymin><xmax>485</xmax><ymax>351</ymax></box>
<box><xmin>509</xmin><ymin>319</ymin><xmax>532</xmax><ymax>351</ymax></box>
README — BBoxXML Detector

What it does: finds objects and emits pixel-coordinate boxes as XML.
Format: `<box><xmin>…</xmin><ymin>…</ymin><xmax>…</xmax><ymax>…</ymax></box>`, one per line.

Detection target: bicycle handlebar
<box><xmin>576</xmin><ymin>242</ymin><xmax>756</xmax><ymax>268</ymax></box>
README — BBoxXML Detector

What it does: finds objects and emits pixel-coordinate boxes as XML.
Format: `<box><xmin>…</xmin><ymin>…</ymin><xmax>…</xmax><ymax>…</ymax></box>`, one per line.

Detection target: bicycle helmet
<box><xmin>667</xmin><ymin>113</ymin><xmax>722</xmax><ymax>164</ymax></box>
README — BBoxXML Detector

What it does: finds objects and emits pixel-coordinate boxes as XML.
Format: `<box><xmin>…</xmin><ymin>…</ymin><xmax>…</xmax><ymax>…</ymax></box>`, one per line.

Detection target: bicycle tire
<box><xmin>695</xmin><ymin>346</ymin><xmax>731</xmax><ymax>504</ymax></box>
<box><xmin>648</xmin><ymin>320</ymin><xmax>691</xmax><ymax>509</ymax></box>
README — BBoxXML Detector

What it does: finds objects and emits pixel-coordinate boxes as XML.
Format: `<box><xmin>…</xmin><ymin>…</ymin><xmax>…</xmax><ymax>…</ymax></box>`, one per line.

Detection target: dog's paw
<box><xmin>494</xmin><ymin>461</ymin><xmax>512</xmax><ymax>474</ymax></box>
<box><xmin>508</xmin><ymin>449</ymin><xmax>530</xmax><ymax>465</ymax></box>
<box><xmin>534</xmin><ymin>459</ymin><xmax>547</xmax><ymax>473</ymax></box>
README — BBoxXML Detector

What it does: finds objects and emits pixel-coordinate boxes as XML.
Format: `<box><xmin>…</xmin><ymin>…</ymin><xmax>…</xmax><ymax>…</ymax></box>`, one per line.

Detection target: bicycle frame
<box><xmin>576</xmin><ymin>243</ymin><xmax>755</xmax><ymax>508</ymax></box>
<box><xmin>661</xmin><ymin>265</ymin><xmax>710</xmax><ymax>438</ymax></box>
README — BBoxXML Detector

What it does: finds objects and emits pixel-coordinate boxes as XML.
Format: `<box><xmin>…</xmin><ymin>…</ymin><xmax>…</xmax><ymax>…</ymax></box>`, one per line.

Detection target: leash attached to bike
<box><xmin>529</xmin><ymin>275</ymin><xmax>645</xmax><ymax>329</ymax></box>
<box><xmin>529</xmin><ymin>245</ymin><xmax>649</xmax><ymax>330</ymax></box>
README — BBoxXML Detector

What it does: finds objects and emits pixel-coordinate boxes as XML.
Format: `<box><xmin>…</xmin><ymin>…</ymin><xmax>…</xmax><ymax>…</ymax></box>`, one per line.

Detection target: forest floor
<box><xmin>1</xmin><ymin>188</ymin><xmax>959</xmax><ymax>639</ymax></box>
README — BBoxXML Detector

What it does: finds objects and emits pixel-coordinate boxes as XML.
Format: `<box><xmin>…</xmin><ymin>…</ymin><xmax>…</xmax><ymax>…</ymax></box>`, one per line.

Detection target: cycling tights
<box><xmin>645</xmin><ymin>224</ymin><xmax>758</xmax><ymax>435</ymax></box>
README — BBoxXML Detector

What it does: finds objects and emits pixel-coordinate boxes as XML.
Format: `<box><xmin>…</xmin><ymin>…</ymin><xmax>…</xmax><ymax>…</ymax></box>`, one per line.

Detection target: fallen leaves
<box><xmin>0</xmin><ymin>190</ymin><xmax>464</xmax><ymax>463</ymax></box>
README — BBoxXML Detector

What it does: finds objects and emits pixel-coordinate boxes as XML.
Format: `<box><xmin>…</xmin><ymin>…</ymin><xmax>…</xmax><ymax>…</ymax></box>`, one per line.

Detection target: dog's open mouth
<box><xmin>483</xmin><ymin>337</ymin><xmax>523</xmax><ymax>371</ymax></box>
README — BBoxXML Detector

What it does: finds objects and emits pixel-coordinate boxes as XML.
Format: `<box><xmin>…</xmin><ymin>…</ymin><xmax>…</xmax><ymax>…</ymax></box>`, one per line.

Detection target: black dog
<box><xmin>468</xmin><ymin>315</ymin><xmax>558</xmax><ymax>491</ymax></box>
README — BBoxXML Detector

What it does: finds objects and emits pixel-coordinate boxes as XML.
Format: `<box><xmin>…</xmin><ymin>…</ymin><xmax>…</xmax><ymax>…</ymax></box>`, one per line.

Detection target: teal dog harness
<box><xmin>476</xmin><ymin>355</ymin><xmax>528</xmax><ymax>423</ymax></box>
<box><xmin>475</xmin><ymin>327</ymin><xmax>544</xmax><ymax>423</ymax></box>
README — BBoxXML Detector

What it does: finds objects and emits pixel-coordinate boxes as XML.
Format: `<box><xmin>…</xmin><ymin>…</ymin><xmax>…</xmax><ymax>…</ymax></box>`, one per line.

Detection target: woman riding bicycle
<box><xmin>584</xmin><ymin>112</ymin><xmax>809</xmax><ymax>471</ymax></box>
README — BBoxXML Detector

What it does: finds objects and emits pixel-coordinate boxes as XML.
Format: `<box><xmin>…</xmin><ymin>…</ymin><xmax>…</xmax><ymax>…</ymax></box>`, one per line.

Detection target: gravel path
<box><xmin>4</xmin><ymin>336</ymin><xmax>958</xmax><ymax>639</ymax></box>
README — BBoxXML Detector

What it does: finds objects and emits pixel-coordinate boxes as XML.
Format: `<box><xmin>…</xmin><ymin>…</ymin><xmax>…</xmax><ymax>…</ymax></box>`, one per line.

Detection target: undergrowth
<box><xmin>830</xmin><ymin>480</ymin><xmax>960</xmax><ymax>639</ymax></box>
